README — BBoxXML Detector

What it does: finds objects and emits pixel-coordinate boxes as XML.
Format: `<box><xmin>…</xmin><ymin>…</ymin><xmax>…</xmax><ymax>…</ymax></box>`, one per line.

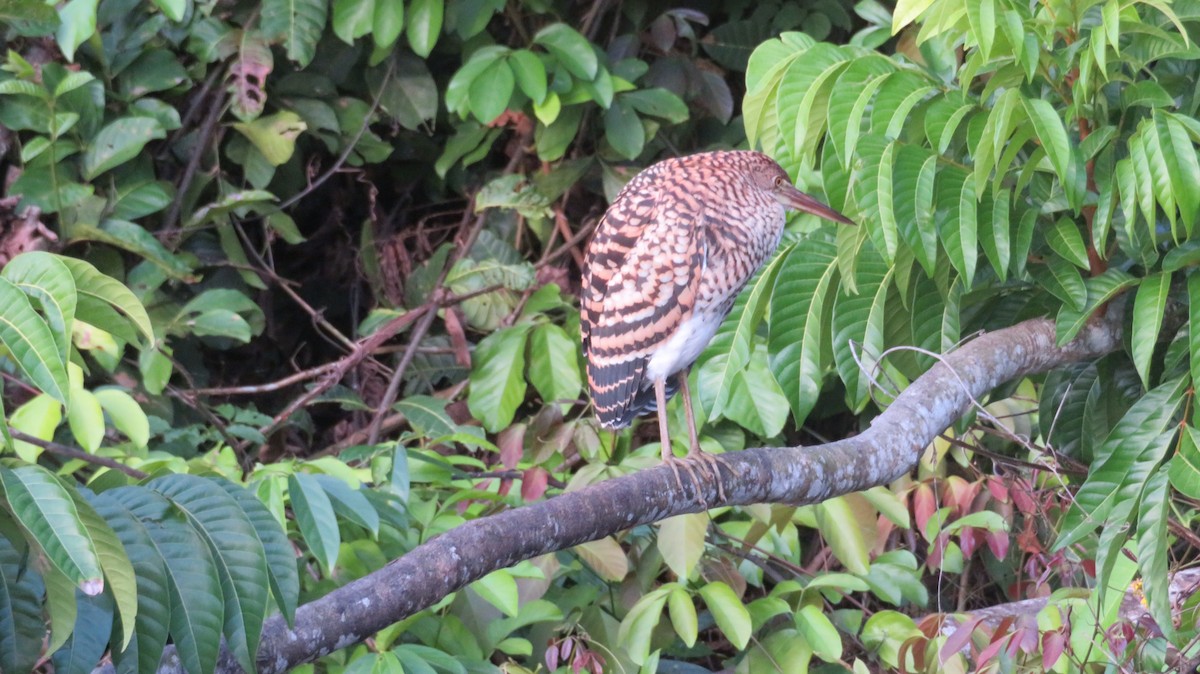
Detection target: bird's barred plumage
<box><xmin>582</xmin><ymin>151</ymin><xmax>802</xmax><ymax>429</ymax></box>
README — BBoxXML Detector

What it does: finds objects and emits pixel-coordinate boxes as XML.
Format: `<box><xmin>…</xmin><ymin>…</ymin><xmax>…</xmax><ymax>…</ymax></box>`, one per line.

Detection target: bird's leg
<box><xmin>678</xmin><ymin>370</ymin><xmax>736</xmax><ymax>502</ymax></box>
<box><xmin>656</xmin><ymin>377</ymin><xmax>704</xmax><ymax>500</ymax></box>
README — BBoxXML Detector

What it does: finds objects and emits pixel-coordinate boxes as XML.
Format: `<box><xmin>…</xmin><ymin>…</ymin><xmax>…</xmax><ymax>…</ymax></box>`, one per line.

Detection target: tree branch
<box><xmin>162</xmin><ymin>313</ymin><xmax>1123</xmax><ymax>674</ymax></box>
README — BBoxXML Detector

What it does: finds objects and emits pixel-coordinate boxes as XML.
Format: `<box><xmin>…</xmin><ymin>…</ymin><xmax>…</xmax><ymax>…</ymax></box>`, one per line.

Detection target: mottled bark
<box><xmin>160</xmin><ymin>314</ymin><xmax>1123</xmax><ymax>674</ymax></box>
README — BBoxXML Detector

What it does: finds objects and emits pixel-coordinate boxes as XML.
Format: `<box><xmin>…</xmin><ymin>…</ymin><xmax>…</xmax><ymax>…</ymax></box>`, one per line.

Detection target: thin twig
<box><xmin>9</xmin><ymin>430</ymin><xmax>148</xmax><ymax>480</ymax></box>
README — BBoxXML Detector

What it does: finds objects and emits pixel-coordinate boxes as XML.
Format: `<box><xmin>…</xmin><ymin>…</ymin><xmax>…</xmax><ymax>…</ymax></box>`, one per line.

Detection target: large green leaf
<box><xmin>1131</xmin><ymin>272</ymin><xmax>1170</xmax><ymax>388</ymax></box>
<box><xmin>0</xmin><ymin>466</ymin><xmax>102</xmax><ymax>592</ymax></box>
<box><xmin>703</xmin><ymin>245</ymin><xmax>791</xmax><ymax>421</ymax></box>
<box><xmin>0</xmin><ymin>534</ymin><xmax>45</xmax><ymax>674</ymax></box>
<box><xmin>406</xmin><ymin>0</ymin><xmax>443</xmax><ymax>57</ymax></box>
<box><xmin>67</xmin><ymin>488</ymin><xmax>136</xmax><ymax>650</ymax></box>
<box><xmin>467</xmin><ymin>324</ymin><xmax>532</xmax><ymax>432</ymax></box>
<box><xmin>617</xmin><ymin>587</ymin><xmax>669</xmax><ymax>665</ymax></box>
<box><xmin>112</xmin><ymin>487</ymin><xmax>223</xmax><ymax>674</ymax></box>
<box><xmin>81</xmin><ymin>117</ymin><xmax>165</xmax><ymax>180</ymax></box>
<box><xmin>768</xmin><ymin>238</ymin><xmax>839</xmax><ymax>426</ymax></box>
<box><xmin>89</xmin><ymin>492</ymin><xmax>170</xmax><ymax>674</ymax></box>
<box><xmin>831</xmin><ymin>251</ymin><xmax>891</xmax><ymax>411</ymax></box>
<box><xmin>1055</xmin><ymin>268</ymin><xmax>1136</xmax><ymax>345</ymax></box>
<box><xmin>0</xmin><ymin>276</ymin><xmax>69</xmax><ymax>403</ymax></box>
<box><xmin>1</xmin><ymin>252</ymin><xmax>76</xmax><ymax>365</ymax></box>
<box><xmin>527</xmin><ymin>323</ymin><xmax>582</xmax><ymax>409</ymax></box>
<box><xmin>1135</xmin><ymin>466</ymin><xmax>1173</xmax><ymax>640</ymax></box>
<box><xmin>288</xmin><ymin>473</ymin><xmax>340</xmax><ymax>575</ymax></box>
<box><xmin>215</xmin><ymin>481</ymin><xmax>299</xmax><ymax>625</ymax></box>
<box><xmin>698</xmin><ymin>581</ymin><xmax>751</xmax><ymax>649</ymax></box>
<box><xmin>261</xmin><ymin>0</ymin><xmax>327</xmax><ymax>63</ymax></box>
<box><xmin>150</xmin><ymin>476</ymin><xmax>270</xmax><ymax>674</ymax></box>
<box><xmin>1054</xmin><ymin>375</ymin><xmax>1187</xmax><ymax>550</ymax></box>
<box><xmin>56</xmin><ymin>257</ymin><xmax>154</xmax><ymax>345</ymax></box>
<box><xmin>51</xmin><ymin>590</ymin><xmax>112</xmax><ymax>674</ymax></box>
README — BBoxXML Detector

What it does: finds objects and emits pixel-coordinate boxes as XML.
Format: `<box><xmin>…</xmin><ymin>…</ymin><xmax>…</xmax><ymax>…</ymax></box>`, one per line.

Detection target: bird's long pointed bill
<box><xmin>782</xmin><ymin>186</ymin><xmax>855</xmax><ymax>226</ymax></box>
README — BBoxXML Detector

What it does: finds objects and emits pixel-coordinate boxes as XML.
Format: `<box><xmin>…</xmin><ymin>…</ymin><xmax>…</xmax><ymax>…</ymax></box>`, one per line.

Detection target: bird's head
<box><xmin>748</xmin><ymin>154</ymin><xmax>855</xmax><ymax>226</ymax></box>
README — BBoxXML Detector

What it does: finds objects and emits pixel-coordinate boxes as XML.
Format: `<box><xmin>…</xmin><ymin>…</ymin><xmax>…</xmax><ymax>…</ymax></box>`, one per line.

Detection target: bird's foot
<box><xmin>686</xmin><ymin>449</ymin><xmax>737</xmax><ymax>503</ymax></box>
<box><xmin>663</xmin><ymin>455</ymin><xmax>708</xmax><ymax>507</ymax></box>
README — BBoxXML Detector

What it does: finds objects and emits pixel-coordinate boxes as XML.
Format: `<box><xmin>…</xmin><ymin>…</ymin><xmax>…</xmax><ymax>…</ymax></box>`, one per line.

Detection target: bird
<box><xmin>580</xmin><ymin>150</ymin><xmax>854</xmax><ymax>500</ymax></box>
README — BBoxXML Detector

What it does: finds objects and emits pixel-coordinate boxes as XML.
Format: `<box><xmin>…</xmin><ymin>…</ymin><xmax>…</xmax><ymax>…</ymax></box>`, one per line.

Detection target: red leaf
<box><xmin>959</xmin><ymin>526</ymin><xmax>978</xmax><ymax>558</ymax></box>
<box><xmin>914</xmin><ymin>483</ymin><xmax>936</xmax><ymax>540</ymax></box>
<box><xmin>986</xmin><ymin>476</ymin><xmax>1009</xmax><ymax>503</ymax></box>
<box><xmin>940</xmin><ymin>616</ymin><xmax>982</xmax><ymax>664</ymax></box>
<box><xmin>986</xmin><ymin>530</ymin><xmax>1009</xmax><ymax>559</ymax></box>
<box><xmin>521</xmin><ymin>467</ymin><xmax>549</xmax><ymax>501</ymax></box>
<box><xmin>498</xmin><ymin>424</ymin><xmax>525</xmax><ymax>469</ymax></box>
<box><xmin>497</xmin><ymin>478</ymin><xmax>513</xmax><ymax>497</ymax></box>
<box><xmin>1042</xmin><ymin>631</ymin><xmax>1065</xmax><ymax>670</ymax></box>
<box><xmin>976</xmin><ymin>634</ymin><xmax>1009</xmax><ymax>667</ymax></box>
<box><xmin>443</xmin><ymin>307</ymin><xmax>472</xmax><ymax>367</ymax></box>
<box><xmin>1010</xmin><ymin>478</ymin><xmax>1037</xmax><ymax>513</ymax></box>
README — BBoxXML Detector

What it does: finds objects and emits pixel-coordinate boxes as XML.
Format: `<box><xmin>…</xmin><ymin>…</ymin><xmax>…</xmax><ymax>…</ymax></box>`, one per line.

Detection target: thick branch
<box><xmin>180</xmin><ymin>314</ymin><xmax>1122</xmax><ymax>674</ymax></box>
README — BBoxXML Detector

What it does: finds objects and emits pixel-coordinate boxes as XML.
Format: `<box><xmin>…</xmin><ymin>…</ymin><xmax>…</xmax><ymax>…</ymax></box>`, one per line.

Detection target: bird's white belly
<box><xmin>645</xmin><ymin>311</ymin><xmax>725</xmax><ymax>382</ymax></box>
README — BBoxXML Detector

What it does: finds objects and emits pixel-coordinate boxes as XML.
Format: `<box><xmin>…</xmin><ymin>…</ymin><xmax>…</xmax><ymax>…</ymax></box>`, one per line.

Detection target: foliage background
<box><xmin>1</xmin><ymin>0</ymin><xmax>1199</xmax><ymax>671</ymax></box>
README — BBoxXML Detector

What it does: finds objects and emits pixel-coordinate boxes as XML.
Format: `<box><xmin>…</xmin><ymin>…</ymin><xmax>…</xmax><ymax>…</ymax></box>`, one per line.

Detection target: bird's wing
<box><xmin>583</xmin><ymin>191</ymin><xmax>705</xmax><ymax>427</ymax></box>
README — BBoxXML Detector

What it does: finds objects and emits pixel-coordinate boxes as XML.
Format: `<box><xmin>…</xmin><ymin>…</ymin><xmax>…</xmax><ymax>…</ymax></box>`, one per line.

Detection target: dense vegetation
<box><xmin>1</xmin><ymin>0</ymin><xmax>1199</xmax><ymax>671</ymax></box>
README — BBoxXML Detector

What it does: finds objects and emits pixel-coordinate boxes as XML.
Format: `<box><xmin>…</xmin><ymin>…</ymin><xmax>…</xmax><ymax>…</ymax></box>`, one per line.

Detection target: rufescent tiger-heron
<box><xmin>581</xmin><ymin>150</ymin><xmax>854</xmax><ymax>498</ymax></box>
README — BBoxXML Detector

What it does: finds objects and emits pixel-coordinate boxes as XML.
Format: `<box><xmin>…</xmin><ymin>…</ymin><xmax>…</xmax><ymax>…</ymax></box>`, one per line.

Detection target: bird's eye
<box><xmin>774</xmin><ymin>176</ymin><xmax>786</xmax><ymax>188</ymax></box>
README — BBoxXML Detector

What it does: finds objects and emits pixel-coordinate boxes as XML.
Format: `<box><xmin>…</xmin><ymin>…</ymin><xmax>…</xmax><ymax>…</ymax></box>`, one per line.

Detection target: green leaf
<box><xmin>797</xmin><ymin>604</ymin><xmax>842</xmax><ymax>662</ymax></box>
<box><xmin>67</xmin><ymin>489</ymin><xmax>136</xmax><ymax>650</ymax></box>
<box><xmin>1029</xmin><ymin>254</ymin><xmax>1087</xmax><ymax>311</ymax></box>
<box><xmin>1055</xmin><ymin>269</ymin><xmax>1136</xmax><ymax>345</ymax></box>
<box><xmin>893</xmin><ymin>0</ymin><xmax>936</xmax><ymax>31</ymax></box>
<box><xmin>232</xmin><ymin>111</ymin><xmax>306</xmax><ymax>166</ymax></box>
<box><xmin>467</xmin><ymin>325</ymin><xmax>531</xmax><ymax>432</ymax></box>
<box><xmin>1046</xmin><ymin>218</ymin><xmax>1091</xmax><ymax>270</ymax></box>
<box><xmin>528</xmin><ymin>323</ymin><xmax>582</xmax><ymax>408</ymax></box>
<box><xmin>406</xmin><ymin>0</ymin><xmax>443</xmax><ymax>57</ymax></box>
<box><xmin>67</xmin><ymin>388</ymin><xmax>104</xmax><ymax>452</ymax></box>
<box><xmin>1168</xmin><ymin>425</ymin><xmax>1200</xmax><ymax>499</ymax></box>
<box><xmin>0</xmin><ymin>277</ymin><xmax>69</xmax><ymax>402</ymax></box>
<box><xmin>471</xmin><ymin>569</ymin><xmax>518</xmax><ymax>617</ymax></box>
<box><xmin>604</xmin><ymin>98</ymin><xmax>644</xmax><ymax>160</ymax></box>
<box><xmin>965</xmin><ymin>0</ymin><xmax>996</xmax><ymax>59</ymax></box>
<box><xmin>56</xmin><ymin>0</ymin><xmax>97</xmax><ymax>61</ymax></box>
<box><xmin>894</xmin><ymin>146</ymin><xmax>937</xmax><ymax>275</ymax></box>
<box><xmin>699</xmin><ymin>581</ymin><xmax>752</xmax><ymax>649</ymax></box>
<box><xmin>534</xmin><ymin>24</ymin><xmax>597</xmax><ymax>80</ymax></box>
<box><xmin>769</xmin><ymin>238</ymin><xmax>839</xmax><ymax>425</ymax></box>
<box><xmin>57</xmin><ymin>254</ymin><xmax>154</xmax><ymax>345</ymax></box>
<box><xmin>980</xmin><ymin>186</ymin><xmax>1011</xmax><ymax>282</ymax></box>
<box><xmin>1054</xmin><ymin>376</ymin><xmax>1187</xmax><ymax>550</ymax></box>
<box><xmin>112</xmin><ymin>487</ymin><xmax>223</xmax><ymax>674</ymax></box>
<box><xmin>149</xmin><ymin>476</ymin><xmax>270</xmax><ymax>673</ymax></box>
<box><xmin>617</xmin><ymin>588</ymin><xmax>669</xmax><ymax>665</ymax></box>
<box><xmin>657</xmin><ymin>513</ymin><xmax>707</xmax><ymax>580</ymax></box>
<box><xmin>332</xmin><ymin>0</ymin><xmax>373</xmax><ymax>43</ymax></box>
<box><xmin>52</xmin><ymin>590</ymin><xmax>113</xmax><ymax>674</ymax></box>
<box><xmin>1135</xmin><ymin>466</ymin><xmax>1173</xmax><ymax>640</ymax></box>
<box><xmin>832</xmin><ymin>252</ymin><xmax>891</xmax><ymax>411</ymax></box>
<box><xmin>214</xmin><ymin>480</ymin><xmax>299</xmax><ymax>625</ymax></box>
<box><xmin>1022</xmin><ymin>96</ymin><xmax>1071</xmax><ymax>187</ymax></box>
<box><xmin>313</xmin><ymin>474</ymin><xmax>379</xmax><ymax>536</ymax></box>
<box><xmin>372</xmin><ymin>0</ymin><xmax>404</xmax><ymax>49</ymax></box>
<box><xmin>1</xmin><ymin>252</ymin><xmax>77</xmax><ymax>365</ymax></box>
<box><xmin>1131</xmin><ymin>272</ymin><xmax>1170</xmax><ymax>389</ymax></box>
<box><xmin>288</xmin><ymin>473</ymin><xmax>340</xmax><ymax>574</ymax></box>
<box><xmin>704</xmin><ymin>246</ymin><xmax>790</xmax><ymax>421</ymax></box>
<box><xmin>1157</xmin><ymin>112</ymin><xmax>1200</xmax><ymax>235</ymax></box>
<box><xmin>0</xmin><ymin>466</ymin><xmax>102</xmax><ymax>593</ymax></box>
<box><xmin>260</xmin><ymin>0</ymin><xmax>327</xmax><ymax>66</ymax></box>
<box><xmin>815</xmin><ymin>496</ymin><xmax>869</xmax><ymax>575</ymax></box>
<box><xmin>667</xmin><ymin>587</ymin><xmax>698</xmax><ymax>648</ymax></box>
<box><xmin>873</xmin><ymin>141</ymin><xmax>899</xmax><ymax>262</ymax></box>
<box><xmin>508</xmin><ymin>49</ymin><xmax>547</xmax><ymax>104</ymax></box>
<box><xmin>623</xmin><ymin>88</ymin><xmax>689</xmax><ymax>124</ymax></box>
<box><xmin>468</xmin><ymin>57</ymin><xmax>514</xmax><ymax>124</ymax></box>
<box><xmin>81</xmin><ymin>117</ymin><xmax>166</xmax><ymax>180</ymax></box>
<box><xmin>722</xmin><ymin>344</ymin><xmax>790</xmax><ymax>437</ymax></box>
<box><xmin>0</xmin><ymin>533</ymin><xmax>43</xmax><ymax>674</ymax></box>
<box><xmin>9</xmin><ymin>394</ymin><xmax>61</xmax><ymax>462</ymax></box>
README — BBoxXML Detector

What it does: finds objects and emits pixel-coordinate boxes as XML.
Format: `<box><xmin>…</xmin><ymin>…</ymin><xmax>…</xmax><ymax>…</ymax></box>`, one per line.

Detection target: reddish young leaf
<box><xmin>940</xmin><ymin>616</ymin><xmax>982</xmax><ymax>664</ymax></box>
<box><xmin>1042</xmin><ymin>631</ymin><xmax>1065</xmax><ymax>669</ymax></box>
<box><xmin>986</xmin><ymin>476</ymin><xmax>1009</xmax><ymax>503</ymax></box>
<box><xmin>443</xmin><ymin>306</ymin><xmax>472</xmax><ymax>367</ymax></box>
<box><xmin>914</xmin><ymin>483</ymin><xmax>936</xmax><ymax>540</ymax></box>
<box><xmin>521</xmin><ymin>467</ymin><xmax>549</xmax><ymax>501</ymax></box>
<box><xmin>498</xmin><ymin>424</ymin><xmax>525</xmax><ymax>468</ymax></box>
